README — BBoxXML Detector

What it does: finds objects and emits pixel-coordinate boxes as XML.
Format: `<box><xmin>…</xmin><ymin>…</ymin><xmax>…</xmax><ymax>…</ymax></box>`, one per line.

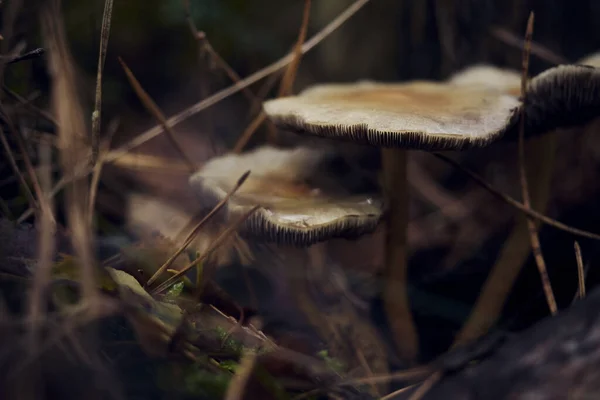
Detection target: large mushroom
<box><xmin>262</xmin><ymin>64</ymin><xmax>600</xmax><ymax>363</ymax></box>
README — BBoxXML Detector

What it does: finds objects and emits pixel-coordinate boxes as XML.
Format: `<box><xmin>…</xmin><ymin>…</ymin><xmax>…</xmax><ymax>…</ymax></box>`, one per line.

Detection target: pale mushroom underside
<box><xmin>189</xmin><ymin>146</ymin><xmax>383</xmax><ymax>246</ymax></box>
<box><xmin>263</xmin><ymin>65</ymin><xmax>600</xmax><ymax>150</ymax></box>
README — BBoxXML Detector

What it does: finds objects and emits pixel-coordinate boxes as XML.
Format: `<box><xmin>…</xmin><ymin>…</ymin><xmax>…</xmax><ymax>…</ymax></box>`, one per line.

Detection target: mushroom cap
<box><xmin>189</xmin><ymin>146</ymin><xmax>383</xmax><ymax>246</ymax></box>
<box><xmin>263</xmin><ymin>80</ymin><xmax>520</xmax><ymax>150</ymax></box>
<box><xmin>521</xmin><ymin>64</ymin><xmax>600</xmax><ymax>136</ymax></box>
<box><xmin>263</xmin><ymin>65</ymin><xmax>600</xmax><ymax>150</ymax></box>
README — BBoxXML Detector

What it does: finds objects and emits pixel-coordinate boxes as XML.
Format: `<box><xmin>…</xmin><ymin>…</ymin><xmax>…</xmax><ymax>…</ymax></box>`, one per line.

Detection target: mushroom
<box><xmin>188</xmin><ymin>145</ymin><xmax>390</xmax><ymax>394</ymax></box>
<box><xmin>189</xmin><ymin>145</ymin><xmax>383</xmax><ymax>246</ymax></box>
<box><xmin>261</xmin><ymin>63</ymin><xmax>600</xmax><ymax>363</ymax></box>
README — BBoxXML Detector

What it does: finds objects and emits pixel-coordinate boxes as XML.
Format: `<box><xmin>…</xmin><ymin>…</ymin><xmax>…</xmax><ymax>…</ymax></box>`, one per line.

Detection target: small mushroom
<box><xmin>189</xmin><ymin>145</ymin><xmax>383</xmax><ymax>246</ymax></box>
<box><xmin>189</xmin><ymin>145</ymin><xmax>390</xmax><ymax>392</ymax></box>
<box><xmin>262</xmin><ymin>63</ymin><xmax>600</xmax><ymax>363</ymax></box>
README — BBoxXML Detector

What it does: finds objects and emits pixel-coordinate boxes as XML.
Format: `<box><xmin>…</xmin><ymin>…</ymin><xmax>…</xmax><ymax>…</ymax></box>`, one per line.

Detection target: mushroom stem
<box><xmin>381</xmin><ymin>148</ymin><xmax>419</xmax><ymax>363</ymax></box>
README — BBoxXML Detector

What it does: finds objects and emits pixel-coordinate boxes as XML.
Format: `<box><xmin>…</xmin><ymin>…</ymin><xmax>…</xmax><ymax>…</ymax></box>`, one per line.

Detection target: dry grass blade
<box><xmin>27</xmin><ymin>135</ymin><xmax>55</xmax><ymax>348</ymax></box>
<box><xmin>42</xmin><ymin>0</ymin><xmax>99</xmax><ymax>307</ymax></box>
<box><xmin>7</xmin><ymin>120</ymin><xmax>54</xmax><ymax>222</ymax></box>
<box><xmin>340</xmin><ymin>367</ymin><xmax>431</xmax><ymax>387</ymax></box>
<box><xmin>357</xmin><ymin>348</ymin><xmax>381</xmax><ymax>397</ymax></box>
<box><xmin>145</xmin><ymin>170</ymin><xmax>250</xmax><ymax>287</ymax></box>
<box><xmin>405</xmin><ymin>371</ymin><xmax>442</xmax><ymax>400</ymax></box>
<box><xmin>232</xmin><ymin>112</ymin><xmax>267</xmax><ymax>154</ymax></box>
<box><xmin>183</xmin><ymin>0</ymin><xmax>258</xmax><ymax>105</ymax></box>
<box><xmin>433</xmin><ymin>153</ymin><xmax>600</xmax><ymax>242</ymax></box>
<box><xmin>380</xmin><ymin>384</ymin><xmax>420</xmax><ymax>400</ymax></box>
<box><xmin>91</xmin><ymin>0</ymin><xmax>114</xmax><ymax>164</ymax></box>
<box><xmin>517</xmin><ymin>13</ymin><xmax>557</xmax><ymax>315</ymax></box>
<box><xmin>3</xmin><ymin>84</ymin><xmax>57</xmax><ymax>127</ymax></box>
<box><xmin>490</xmin><ymin>26</ymin><xmax>568</xmax><ymax>65</ymax></box>
<box><xmin>111</xmin><ymin>152</ymin><xmax>192</xmax><ymax>172</ymax></box>
<box><xmin>0</xmin><ymin>124</ymin><xmax>39</xmax><ymax>214</ymax></box>
<box><xmin>183</xmin><ymin>0</ymin><xmax>275</xmax><ymax>151</ymax></box>
<box><xmin>17</xmin><ymin>164</ymin><xmax>87</xmax><ymax>223</ymax></box>
<box><xmin>235</xmin><ymin>0</ymin><xmax>312</xmax><ymax>150</ymax></box>
<box><xmin>574</xmin><ymin>241</ymin><xmax>585</xmax><ymax>299</ymax></box>
<box><xmin>249</xmin><ymin>69</ymin><xmax>284</xmax><ymax>116</ymax></box>
<box><xmin>224</xmin><ymin>341</ymin><xmax>260</xmax><ymax>400</ymax></box>
<box><xmin>104</xmin><ymin>0</ymin><xmax>371</xmax><ymax>162</ymax></box>
<box><xmin>88</xmin><ymin>118</ymin><xmax>119</xmax><ymax>224</ymax></box>
<box><xmin>118</xmin><ymin>57</ymin><xmax>197</xmax><ymax>172</ymax></box>
<box><xmin>5</xmin><ymin>47</ymin><xmax>45</xmax><ymax>64</ymax></box>
<box><xmin>152</xmin><ymin>205</ymin><xmax>260</xmax><ymax>295</ymax></box>
<box><xmin>278</xmin><ymin>0</ymin><xmax>312</xmax><ymax>97</ymax></box>
<box><xmin>266</xmin><ymin>0</ymin><xmax>312</xmax><ymax>145</ymax></box>
<box><xmin>0</xmin><ymin>90</ymin><xmax>55</xmax><ymax>223</ymax></box>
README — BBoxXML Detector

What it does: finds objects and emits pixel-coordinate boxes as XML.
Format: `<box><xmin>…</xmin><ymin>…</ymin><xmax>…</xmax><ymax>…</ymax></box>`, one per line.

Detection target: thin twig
<box><xmin>380</xmin><ymin>384</ymin><xmax>420</xmax><ymax>400</ymax></box>
<box><xmin>266</xmin><ymin>0</ymin><xmax>311</xmax><ymax>146</ymax></box>
<box><xmin>5</xmin><ymin>47</ymin><xmax>45</xmax><ymax>64</ymax></box>
<box><xmin>18</xmin><ymin>163</ymin><xmax>88</xmax><ymax>223</ymax></box>
<box><xmin>3</xmin><ymin>84</ymin><xmax>57</xmax><ymax>126</ymax></box>
<box><xmin>0</xmin><ymin>105</ymin><xmax>55</xmax><ymax>223</ymax></box>
<box><xmin>357</xmin><ymin>348</ymin><xmax>381</xmax><ymax>397</ymax></box>
<box><xmin>91</xmin><ymin>0</ymin><xmax>114</xmax><ymax>164</ymax></box>
<box><xmin>340</xmin><ymin>367</ymin><xmax>430</xmax><ymax>386</ymax></box>
<box><xmin>232</xmin><ymin>112</ymin><xmax>266</xmax><ymax>154</ymax></box>
<box><xmin>145</xmin><ymin>170</ymin><xmax>251</xmax><ymax>287</ymax></box>
<box><xmin>104</xmin><ymin>0</ymin><xmax>371</xmax><ymax>162</ymax></box>
<box><xmin>152</xmin><ymin>205</ymin><xmax>260</xmax><ymax>295</ymax></box>
<box><xmin>490</xmin><ymin>26</ymin><xmax>568</xmax><ymax>65</ymax></box>
<box><xmin>88</xmin><ymin>118</ymin><xmax>119</xmax><ymax>225</ymax></box>
<box><xmin>183</xmin><ymin>0</ymin><xmax>257</xmax><ymax>105</ymax></box>
<box><xmin>43</xmin><ymin>0</ymin><xmax>99</xmax><ymax>308</ymax></box>
<box><xmin>0</xmin><ymin>124</ymin><xmax>38</xmax><ymax>214</ymax></box>
<box><xmin>406</xmin><ymin>371</ymin><xmax>442</xmax><ymax>400</ymax></box>
<box><xmin>27</xmin><ymin>134</ymin><xmax>55</xmax><ymax>350</ymax></box>
<box><xmin>574</xmin><ymin>241</ymin><xmax>585</xmax><ymax>299</ymax></box>
<box><xmin>249</xmin><ymin>68</ymin><xmax>284</xmax><ymax>116</ymax></box>
<box><xmin>118</xmin><ymin>57</ymin><xmax>197</xmax><ymax>172</ymax></box>
<box><xmin>517</xmin><ymin>13</ymin><xmax>557</xmax><ymax>315</ymax></box>
<box><xmin>183</xmin><ymin>0</ymin><xmax>279</xmax><ymax>148</ymax></box>
<box><xmin>433</xmin><ymin>153</ymin><xmax>600</xmax><ymax>242</ymax></box>
<box><xmin>278</xmin><ymin>0</ymin><xmax>312</xmax><ymax>97</ymax></box>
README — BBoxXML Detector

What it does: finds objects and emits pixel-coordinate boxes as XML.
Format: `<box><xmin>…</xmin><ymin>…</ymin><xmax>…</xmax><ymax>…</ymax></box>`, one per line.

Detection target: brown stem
<box><xmin>382</xmin><ymin>148</ymin><xmax>419</xmax><ymax>363</ymax></box>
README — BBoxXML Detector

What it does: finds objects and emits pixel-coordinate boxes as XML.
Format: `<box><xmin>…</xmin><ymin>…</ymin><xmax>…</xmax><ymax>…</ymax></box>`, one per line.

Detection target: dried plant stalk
<box><xmin>90</xmin><ymin>0</ymin><xmax>114</xmax><ymax>164</ymax></box>
<box><xmin>516</xmin><ymin>13</ymin><xmax>557</xmax><ymax>315</ymax></box>
<box><xmin>574</xmin><ymin>242</ymin><xmax>585</xmax><ymax>299</ymax></box>
<box><xmin>42</xmin><ymin>0</ymin><xmax>98</xmax><ymax>307</ymax></box>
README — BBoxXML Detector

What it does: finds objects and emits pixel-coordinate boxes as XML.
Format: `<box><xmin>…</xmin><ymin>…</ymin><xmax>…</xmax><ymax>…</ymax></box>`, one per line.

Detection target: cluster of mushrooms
<box><xmin>187</xmin><ymin>55</ymin><xmax>600</xmax><ymax>365</ymax></box>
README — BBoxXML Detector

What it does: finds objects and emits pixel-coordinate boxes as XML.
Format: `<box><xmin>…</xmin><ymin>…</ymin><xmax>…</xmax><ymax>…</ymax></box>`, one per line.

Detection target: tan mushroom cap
<box><xmin>189</xmin><ymin>146</ymin><xmax>383</xmax><ymax>246</ymax></box>
<box><xmin>264</xmin><ymin>64</ymin><xmax>600</xmax><ymax>149</ymax></box>
<box><xmin>263</xmin><ymin>80</ymin><xmax>521</xmax><ymax>150</ymax></box>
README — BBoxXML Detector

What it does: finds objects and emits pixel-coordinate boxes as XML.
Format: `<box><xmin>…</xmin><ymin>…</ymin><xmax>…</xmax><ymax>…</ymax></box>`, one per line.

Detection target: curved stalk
<box><xmin>382</xmin><ymin>148</ymin><xmax>419</xmax><ymax>363</ymax></box>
